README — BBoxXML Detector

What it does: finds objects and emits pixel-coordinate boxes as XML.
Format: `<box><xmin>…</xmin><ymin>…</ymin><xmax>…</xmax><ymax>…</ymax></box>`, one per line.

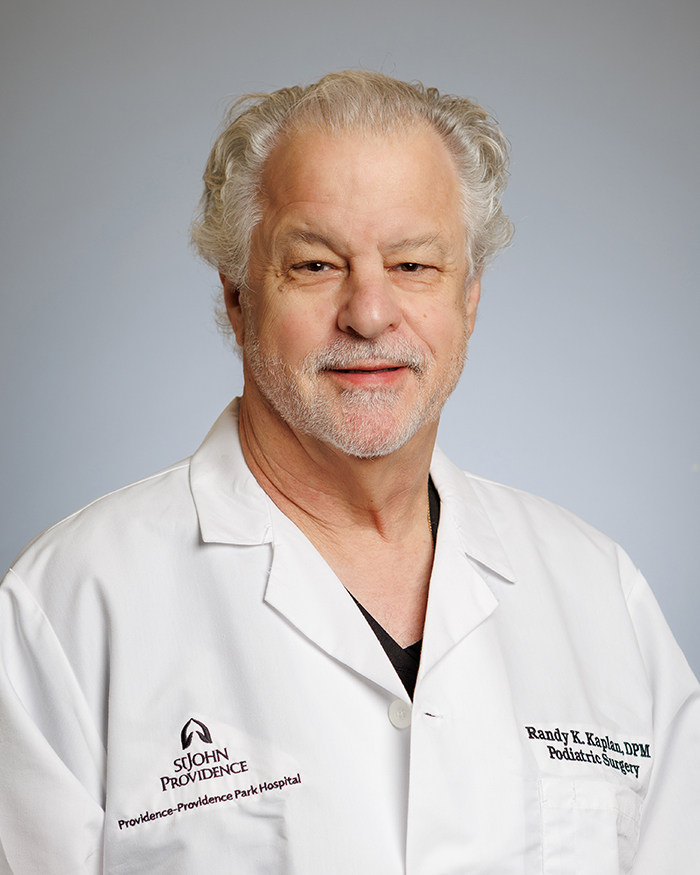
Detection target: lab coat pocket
<box><xmin>539</xmin><ymin>777</ymin><xmax>641</xmax><ymax>875</ymax></box>
<box><xmin>109</xmin><ymin>794</ymin><xmax>292</xmax><ymax>875</ymax></box>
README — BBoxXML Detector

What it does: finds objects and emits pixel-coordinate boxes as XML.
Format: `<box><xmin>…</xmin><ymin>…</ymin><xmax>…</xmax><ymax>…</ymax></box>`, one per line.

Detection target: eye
<box><xmin>395</xmin><ymin>262</ymin><xmax>424</xmax><ymax>272</ymax></box>
<box><xmin>294</xmin><ymin>261</ymin><xmax>330</xmax><ymax>272</ymax></box>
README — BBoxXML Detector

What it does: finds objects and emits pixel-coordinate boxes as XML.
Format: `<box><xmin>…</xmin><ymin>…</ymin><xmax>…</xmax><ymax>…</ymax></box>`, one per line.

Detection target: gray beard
<box><xmin>244</xmin><ymin>333</ymin><xmax>467</xmax><ymax>459</ymax></box>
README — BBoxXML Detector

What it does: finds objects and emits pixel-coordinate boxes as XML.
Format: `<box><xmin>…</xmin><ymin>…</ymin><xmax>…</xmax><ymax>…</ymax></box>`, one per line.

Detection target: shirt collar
<box><xmin>190</xmin><ymin>399</ymin><xmax>517</xmax><ymax>583</ymax></box>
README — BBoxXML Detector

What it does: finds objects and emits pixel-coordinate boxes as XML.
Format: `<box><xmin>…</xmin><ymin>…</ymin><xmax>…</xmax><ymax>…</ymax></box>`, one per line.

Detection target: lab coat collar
<box><xmin>190</xmin><ymin>398</ymin><xmax>274</xmax><ymax>545</ymax></box>
<box><xmin>429</xmin><ymin>447</ymin><xmax>517</xmax><ymax>585</ymax></box>
<box><xmin>190</xmin><ymin>400</ymin><xmax>517</xmax><ymax>586</ymax></box>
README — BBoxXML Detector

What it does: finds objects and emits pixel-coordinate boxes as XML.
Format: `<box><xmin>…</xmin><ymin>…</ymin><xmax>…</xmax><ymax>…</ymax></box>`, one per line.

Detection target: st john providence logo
<box><xmin>159</xmin><ymin>719</ymin><xmax>249</xmax><ymax>792</ymax></box>
<box><xmin>117</xmin><ymin>718</ymin><xmax>302</xmax><ymax>830</ymax></box>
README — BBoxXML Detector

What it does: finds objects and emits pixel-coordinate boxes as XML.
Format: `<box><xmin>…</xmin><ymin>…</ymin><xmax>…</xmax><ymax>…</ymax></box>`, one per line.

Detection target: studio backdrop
<box><xmin>1</xmin><ymin>0</ymin><xmax>698</xmax><ymax>673</ymax></box>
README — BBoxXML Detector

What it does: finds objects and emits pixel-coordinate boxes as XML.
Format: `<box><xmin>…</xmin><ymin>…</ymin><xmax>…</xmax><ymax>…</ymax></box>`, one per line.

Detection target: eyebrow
<box><xmin>382</xmin><ymin>235</ymin><xmax>449</xmax><ymax>258</ymax></box>
<box><xmin>281</xmin><ymin>230</ymin><xmax>450</xmax><ymax>258</ymax></box>
<box><xmin>283</xmin><ymin>230</ymin><xmax>334</xmax><ymax>248</ymax></box>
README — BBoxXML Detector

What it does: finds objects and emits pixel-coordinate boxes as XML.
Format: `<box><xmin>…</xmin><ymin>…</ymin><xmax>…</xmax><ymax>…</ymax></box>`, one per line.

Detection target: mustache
<box><xmin>304</xmin><ymin>337</ymin><xmax>427</xmax><ymax>375</ymax></box>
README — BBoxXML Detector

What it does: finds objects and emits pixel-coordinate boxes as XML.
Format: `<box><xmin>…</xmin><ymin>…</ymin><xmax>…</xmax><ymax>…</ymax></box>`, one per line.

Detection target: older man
<box><xmin>0</xmin><ymin>71</ymin><xmax>698</xmax><ymax>874</ymax></box>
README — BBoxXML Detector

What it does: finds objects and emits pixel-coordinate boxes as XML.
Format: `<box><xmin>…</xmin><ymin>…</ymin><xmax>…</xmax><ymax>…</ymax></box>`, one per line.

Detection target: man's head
<box><xmin>191</xmin><ymin>72</ymin><xmax>513</xmax><ymax>459</ymax></box>
<box><xmin>191</xmin><ymin>70</ymin><xmax>512</xmax><ymax>306</ymax></box>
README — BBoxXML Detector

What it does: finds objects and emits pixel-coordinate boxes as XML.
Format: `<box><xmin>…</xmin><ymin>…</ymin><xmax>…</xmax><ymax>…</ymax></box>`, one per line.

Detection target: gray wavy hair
<box><xmin>191</xmin><ymin>70</ymin><xmax>513</xmax><ymax>331</ymax></box>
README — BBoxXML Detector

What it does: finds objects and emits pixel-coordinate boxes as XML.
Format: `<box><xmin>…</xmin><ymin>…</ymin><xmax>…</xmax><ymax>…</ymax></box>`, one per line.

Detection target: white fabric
<box><xmin>0</xmin><ymin>399</ymin><xmax>698</xmax><ymax>874</ymax></box>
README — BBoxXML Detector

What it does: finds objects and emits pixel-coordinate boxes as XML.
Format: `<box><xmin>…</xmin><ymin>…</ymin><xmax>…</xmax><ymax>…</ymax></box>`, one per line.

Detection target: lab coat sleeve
<box><xmin>626</xmin><ymin>573</ymin><xmax>700</xmax><ymax>874</ymax></box>
<box><xmin>0</xmin><ymin>570</ymin><xmax>106</xmax><ymax>875</ymax></box>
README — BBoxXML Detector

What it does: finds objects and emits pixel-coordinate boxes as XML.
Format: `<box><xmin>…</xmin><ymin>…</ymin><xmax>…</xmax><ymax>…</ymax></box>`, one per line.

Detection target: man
<box><xmin>0</xmin><ymin>71</ymin><xmax>697</xmax><ymax>874</ymax></box>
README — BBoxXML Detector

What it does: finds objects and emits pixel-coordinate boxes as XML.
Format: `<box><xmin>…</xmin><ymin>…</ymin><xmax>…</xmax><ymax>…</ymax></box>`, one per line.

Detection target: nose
<box><xmin>337</xmin><ymin>264</ymin><xmax>402</xmax><ymax>339</ymax></box>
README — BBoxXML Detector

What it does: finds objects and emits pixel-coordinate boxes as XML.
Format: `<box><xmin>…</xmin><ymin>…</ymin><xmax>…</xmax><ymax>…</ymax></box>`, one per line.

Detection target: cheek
<box><xmin>412</xmin><ymin>301</ymin><xmax>466</xmax><ymax>360</ymax></box>
<box><xmin>255</xmin><ymin>297</ymin><xmax>335</xmax><ymax>361</ymax></box>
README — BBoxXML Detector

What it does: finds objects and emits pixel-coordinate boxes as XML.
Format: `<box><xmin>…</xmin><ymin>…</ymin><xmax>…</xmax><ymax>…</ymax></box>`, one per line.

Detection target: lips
<box><xmin>307</xmin><ymin>338</ymin><xmax>427</xmax><ymax>378</ymax></box>
<box><xmin>331</xmin><ymin>366</ymin><xmax>403</xmax><ymax>374</ymax></box>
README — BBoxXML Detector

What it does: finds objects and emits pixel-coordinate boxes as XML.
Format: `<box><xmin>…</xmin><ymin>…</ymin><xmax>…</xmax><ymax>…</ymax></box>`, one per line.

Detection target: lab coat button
<box><xmin>388</xmin><ymin>699</ymin><xmax>412</xmax><ymax>728</ymax></box>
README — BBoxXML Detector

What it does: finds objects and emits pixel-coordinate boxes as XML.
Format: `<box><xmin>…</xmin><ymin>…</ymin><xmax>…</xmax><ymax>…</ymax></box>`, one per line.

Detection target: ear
<box><xmin>220</xmin><ymin>273</ymin><xmax>246</xmax><ymax>346</ymax></box>
<box><xmin>465</xmin><ymin>273</ymin><xmax>482</xmax><ymax>337</ymax></box>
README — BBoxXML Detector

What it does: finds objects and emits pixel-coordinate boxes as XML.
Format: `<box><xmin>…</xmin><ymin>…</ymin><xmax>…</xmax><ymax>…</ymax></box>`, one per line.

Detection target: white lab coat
<box><xmin>0</xmin><ymin>399</ymin><xmax>698</xmax><ymax>874</ymax></box>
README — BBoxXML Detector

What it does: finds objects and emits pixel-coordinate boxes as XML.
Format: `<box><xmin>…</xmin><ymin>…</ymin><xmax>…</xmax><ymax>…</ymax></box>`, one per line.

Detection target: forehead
<box><xmin>257</xmin><ymin>123</ymin><xmax>465</xmax><ymax>246</ymax></box>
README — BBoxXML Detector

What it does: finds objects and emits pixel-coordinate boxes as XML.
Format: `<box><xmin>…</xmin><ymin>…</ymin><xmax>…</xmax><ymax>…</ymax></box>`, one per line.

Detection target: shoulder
<box><xmin>6</xmin><ymin>459</ymin><xmax>195</xmax><ymax>593</ymax></box>
<box><xmin>432</xmin><ymin>450</ymin><xmax>639</xmax><ymax>594</ymax></box>
<box><xmin>466</xmin><ymin>468</ymin><xmax>606</xmax><ymax>537</ymax></box>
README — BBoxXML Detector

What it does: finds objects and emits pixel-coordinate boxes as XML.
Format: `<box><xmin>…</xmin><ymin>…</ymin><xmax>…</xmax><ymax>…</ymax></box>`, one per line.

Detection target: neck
<box><xmin>238</xmin><ymin>389</ymin><xmax>437</xmax><ymax>541</ymax></box>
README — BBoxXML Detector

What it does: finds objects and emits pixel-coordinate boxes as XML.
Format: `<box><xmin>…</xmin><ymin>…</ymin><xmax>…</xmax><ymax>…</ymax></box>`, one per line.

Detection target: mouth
<box><xmin>330</xmin><ymin>366</ymin><xmax>404</xmax><ymax>374</ymax></box>
<box><xmin>311</xmin><ymin>339</ymin><xmax>426</xmax><ymax>379</ymax></box>
<box><xmin>320</xmin><ymin>363</ymin><xmax>413</xmax><ymax>390</ymax></box>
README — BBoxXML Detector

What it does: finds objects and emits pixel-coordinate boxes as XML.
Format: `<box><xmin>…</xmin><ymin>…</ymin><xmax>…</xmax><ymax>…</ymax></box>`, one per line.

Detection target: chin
<box><xmin>301</xmin><ymin>400</ymin><xmax>437</xmax><ymax>459</ymax></box>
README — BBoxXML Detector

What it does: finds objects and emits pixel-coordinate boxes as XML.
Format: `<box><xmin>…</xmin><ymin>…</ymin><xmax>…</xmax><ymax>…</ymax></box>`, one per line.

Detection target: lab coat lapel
<box><xmin>190</xmin><ymin>399</ymin><xmax>405</xmax><ymax>698</ymax></box>
<box><xmin>419</xmin><ymin>510</ymin><xmax>500</xmax><ymax>679</ymax></box>
<box><xmin>264</xmin><ymin>502</ymin><xmax>408</xmax><ymax>701</ymax></box>
<box><xmin>419</xmin><ymin>449</ymin><xmax>517</xmax><ymax>680</ymax></box>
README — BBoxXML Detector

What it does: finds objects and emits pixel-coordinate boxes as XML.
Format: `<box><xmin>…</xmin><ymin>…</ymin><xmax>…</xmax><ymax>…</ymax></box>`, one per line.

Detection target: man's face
<box><xmin>225</xmin><ymin>123</ymin><xmax>480</xmax><ymax>459</ymax></box>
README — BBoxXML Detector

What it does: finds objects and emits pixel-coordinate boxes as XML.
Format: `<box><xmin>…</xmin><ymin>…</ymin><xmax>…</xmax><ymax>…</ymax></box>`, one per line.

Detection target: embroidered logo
<box><xmin>181</xmin><ymin>718</ymin><xmax>213</xmax><ymax>750</ymax></box>
<box><xmin>116</xmin><ymin>717</ymin><xmax>303</xmax><ymax>831</ymax></box>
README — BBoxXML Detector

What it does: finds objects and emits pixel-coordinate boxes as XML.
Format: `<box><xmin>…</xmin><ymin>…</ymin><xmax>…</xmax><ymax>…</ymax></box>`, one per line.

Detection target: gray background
<box><xmin>2</xmin><ymin>0</ymin><xmax>698</xmax><ymax>674</ymax></box>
